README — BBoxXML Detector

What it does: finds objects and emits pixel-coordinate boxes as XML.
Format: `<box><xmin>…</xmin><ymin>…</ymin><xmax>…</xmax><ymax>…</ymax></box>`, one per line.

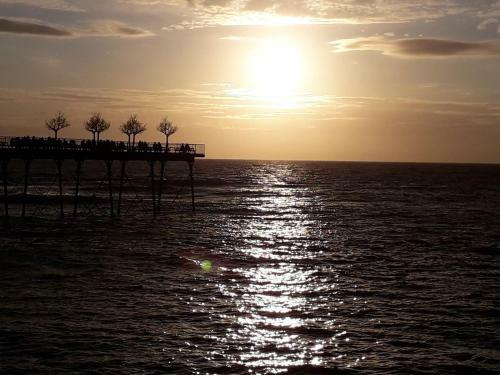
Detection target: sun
<box><xmin>248</xmin><ymin>39</ymin><xmax>302</xmax><ymax>100</ymax></box>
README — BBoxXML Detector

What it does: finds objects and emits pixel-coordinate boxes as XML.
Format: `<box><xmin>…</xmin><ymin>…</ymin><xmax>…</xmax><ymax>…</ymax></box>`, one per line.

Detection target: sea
<box><xmin>0</xmin><ymin>160</ymin><xmax>499</xmax><ymax>374</ymax></box>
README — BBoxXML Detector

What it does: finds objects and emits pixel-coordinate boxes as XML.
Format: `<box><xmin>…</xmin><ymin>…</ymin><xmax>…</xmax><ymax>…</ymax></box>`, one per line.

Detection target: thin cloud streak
<box><xmin>0</xmin><ymin>18</ymin><xmax>72</xmax><ymax>36</ymax></box>
<box><xmin>83</xmin><ymin>20</ymin><xmax>154</xmax><ymax>37</ymax></box>
<box><xmin>1</xmin><ymin>87</ymin><xmax>499</xmax><ymax>125</ymax></box>
<box><xmin>331</xmin><ymin>37</ymin><xmax>500</xmax><ymax>57</ymax></box>
<box><xmin>0</xmin><ymin>17</ymin><xmax>153</xmax><ymax>38</ymax></box>
<box><xmin>0</xmin><ymin>0</ymin><xmax>85</xmax><ymax>12</ymax></box>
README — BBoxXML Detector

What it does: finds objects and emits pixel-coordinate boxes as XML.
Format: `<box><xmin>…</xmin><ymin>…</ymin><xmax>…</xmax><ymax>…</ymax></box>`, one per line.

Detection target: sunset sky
<box><xmin>1</xmin><ymin>0</ymin><xmax>499</xmax><ymax>162</ymax></box>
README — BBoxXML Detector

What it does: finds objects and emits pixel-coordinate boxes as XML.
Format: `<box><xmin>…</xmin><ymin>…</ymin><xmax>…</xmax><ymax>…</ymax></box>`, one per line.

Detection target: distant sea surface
<box><xmin>1</xmin><ymin>160</ymin><xmax>499</xmax><ymax>374</ymax></box>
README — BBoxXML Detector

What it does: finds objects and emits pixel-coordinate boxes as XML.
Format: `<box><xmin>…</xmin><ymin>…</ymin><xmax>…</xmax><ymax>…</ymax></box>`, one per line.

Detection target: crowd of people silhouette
<box><xmin>2</xmin><ymin>137</ymin><xmax>195</xmax><ymax>154</ymax></box>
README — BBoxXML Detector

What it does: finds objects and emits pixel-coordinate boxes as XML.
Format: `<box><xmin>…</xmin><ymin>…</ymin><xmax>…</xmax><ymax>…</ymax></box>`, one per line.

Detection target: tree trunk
<box><xmin>54</xmin><ymin>130</ymin><xmax>58</xmax><ymax>140</ymax></box>
<box><xmin>166</xmin><ymin>135</ymin><xmax>169</xmax><ymax>152</ymax></box>
<box><xmin>97</xmin><ymin>132</ymin><xmax>100</xmax><ymax>142</ymax></box>
<box><xmin>93</xmin><ymin>132</ymin><xmax>96</xmax><ymax>142</ymax></box>
<box><xmin>127</xmin><ymin>135</ymin><xmax>131</xmax><ymax>149</ymax></box>
<box><xmin>132</xmin><ymin>134</ymin><xmax>136</xmax><ymax>149</ymax></box>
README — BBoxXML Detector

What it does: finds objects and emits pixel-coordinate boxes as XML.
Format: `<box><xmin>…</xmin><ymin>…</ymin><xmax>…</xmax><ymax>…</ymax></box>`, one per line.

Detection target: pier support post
<box><xmin>188</xmin><ymin>161</ymin><xmax>195</xmax><ymax>212</ymax></box>
<box><xmin>21</xmin><ymin>159</ymin><xmax>32</xmax><ymax>217</ymax></box>
<box><xmin>2</xmin><ymin>159</ymin><xmax>8</xmax><ymax>221</ymax></box>
<box><xmin>117</xmin><ymin>160</ymin><xmax>126</xmax><ymax>216</ymax></box>
<box><xmin>106</xmin><ymin>160</ymin><xmax>114</xmax><ymax>217</ymax></box>
<box><xmin>149</xmin><ymin>160</ymin><xmax>156</xmax><ymax>217</ymax></box>
<box><xmin>73</xmin><ymin>159</ymin><xmax>82</xmax><ymax>217</ymax></box>
<box><xmin>157</xmin><ymin>160</ymin><xmax>165</xmax><ymax>212</ymax></box>
<box><xmin>56</xmin><ymin>159</ymin><xmax>64</xmax><ymax>218</ymax></box>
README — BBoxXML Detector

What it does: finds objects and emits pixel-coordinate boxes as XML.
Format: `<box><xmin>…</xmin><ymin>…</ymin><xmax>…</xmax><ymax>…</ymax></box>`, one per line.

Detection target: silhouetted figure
<box><xmin>2</xmin><ymin>136</ymin><xmax>197</xmax><ymax>158</ymax></box>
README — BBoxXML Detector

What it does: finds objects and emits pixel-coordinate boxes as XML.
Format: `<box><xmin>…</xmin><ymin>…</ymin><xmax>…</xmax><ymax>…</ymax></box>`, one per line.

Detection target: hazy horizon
<box><xmin>1</xmin><ymin>0</ymin><xmax>500</xmax><ymax>163</ymax></box>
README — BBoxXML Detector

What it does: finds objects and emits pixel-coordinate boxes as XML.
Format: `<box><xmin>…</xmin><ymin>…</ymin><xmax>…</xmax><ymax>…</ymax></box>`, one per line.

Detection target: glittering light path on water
<box><xmin>209</xmin><ymin>164</ymin><xmax>371</xmax><ymax>372</ymax></box>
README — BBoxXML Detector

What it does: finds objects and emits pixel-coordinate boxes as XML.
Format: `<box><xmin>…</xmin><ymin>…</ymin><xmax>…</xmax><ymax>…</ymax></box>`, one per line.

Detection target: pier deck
<box><xmin>0</xmin><ymin>136</ymin><xmax>205</xmax><ymax>161</ymax></box>
<box><xmin>0</xmin><ymin>136</ymin><xmax>205</xmax><ymax>219</ymax></box>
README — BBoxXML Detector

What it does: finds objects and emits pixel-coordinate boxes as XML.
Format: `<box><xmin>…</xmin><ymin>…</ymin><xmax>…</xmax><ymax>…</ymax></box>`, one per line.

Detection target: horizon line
<box><xmin>202</xmin><ymin>157</ymin><xmax>500</xmax><ymax>166</ymax></box>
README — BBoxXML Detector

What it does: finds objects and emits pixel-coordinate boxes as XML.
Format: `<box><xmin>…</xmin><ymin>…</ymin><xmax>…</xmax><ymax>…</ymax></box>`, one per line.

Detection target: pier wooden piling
<box><xmin>149</xmin><ymin>160</ymin><xmax>156</xmax><ymax>217</ymax></box>
<box><xmin>56</xmin><ymin>159</ymin><xmax>64</xmax><ymax>218</ymax></box>
<box><xmin>2</xmin><ymin>159</ymin><xmax>8</xmax><ymax>220</ymax></box>
<box><xmin>21</xmin><ymin>159</ymin><xmax>31</xmax><ymax>217</ymax></box>
<box><xmin>158</xmin><ymin>160</ymin><xmax>165</xmax><ymax>212</ymax></box>
<box><xmin>189</xmin><ymin>161</ymin><xmax>195</xmax><ymax>212</ymax></box>
<box><xmin>106</xmin><ymin>160</ymin><xmax>114</xmax><ymax>217</ymax></box>
<box><xmin>117</xmin><ymin>160</ymin><xmax>126</xmax><ymax>216</ymax></box>
<box><xmin>73</xmin><ymin>159</ymin><xmax>82</xmax><ymax>216</ymax></box>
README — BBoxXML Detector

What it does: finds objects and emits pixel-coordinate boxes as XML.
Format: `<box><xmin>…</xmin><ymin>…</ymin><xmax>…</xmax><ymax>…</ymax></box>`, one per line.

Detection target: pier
<box><xmin>0</xmin><ymin>136</ymin><xmax>205</xmax><ymax>219</ymax></box>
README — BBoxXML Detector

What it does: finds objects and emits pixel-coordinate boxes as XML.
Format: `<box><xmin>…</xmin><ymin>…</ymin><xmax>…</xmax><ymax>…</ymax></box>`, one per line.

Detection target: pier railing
<box><xmin>0</xmin><ymin>136</ymin><xmax>205</xmax><ymax>157</ymax></box>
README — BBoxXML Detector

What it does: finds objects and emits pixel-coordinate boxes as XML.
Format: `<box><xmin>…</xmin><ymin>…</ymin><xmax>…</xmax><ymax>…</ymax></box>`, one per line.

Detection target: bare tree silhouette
<box><xmin>120</xmin><ymin>114</ymin><xmax>146</xmax><ymax>149</ymax></box>
<box><xmin>85</xmin><ymin>114</ymin><xmax>98</xmax><ymax>141</ymax></box>
<box><xmin>45</xmin><ymin>111</ymin><xmax>70</xmax><ymax>139</ymax></box>
<box><xmin>85</xmin><ymin>113</ymin><xmax>110</xmax><ymax>142</ymax></box>
<box><xmin>157</xmin><ymin>117</ymin><xmax>178</xmax><ymax>152</ymax></box>
<box><xmin>131</xmin><ymin>117</ymin><xmax>146</xmax><ymax>148</ymax></box>
<box><xmin>120</xmin><ymin>115</ymin><xmax>135</xmax><ymax>149</ymax></box>
<box><xmin>95</xmin><ymin>116</ymin><xmax>110</xmax><ymax>141</ymax></box>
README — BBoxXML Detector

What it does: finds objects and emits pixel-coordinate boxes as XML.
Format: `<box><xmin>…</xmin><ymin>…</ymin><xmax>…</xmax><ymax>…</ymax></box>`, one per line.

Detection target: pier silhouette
<box><xmin>0</xmin><ymin>136</ymin><xmax>205</xmax><ymax>219</ymax></box>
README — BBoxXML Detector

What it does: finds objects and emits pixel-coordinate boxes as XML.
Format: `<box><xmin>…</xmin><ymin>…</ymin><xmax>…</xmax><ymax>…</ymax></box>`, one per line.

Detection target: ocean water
<box><xmin>0</xmin><ymin>160</ymin><xmax>499</xmax><ymax>374</ymax></box>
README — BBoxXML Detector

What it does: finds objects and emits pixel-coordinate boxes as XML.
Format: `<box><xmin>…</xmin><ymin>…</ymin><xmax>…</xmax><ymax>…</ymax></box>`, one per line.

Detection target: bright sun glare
<box><xmin>248</xmin><ymin>39</ymin><xmax>302</xmax><ymax>100</ymax></box>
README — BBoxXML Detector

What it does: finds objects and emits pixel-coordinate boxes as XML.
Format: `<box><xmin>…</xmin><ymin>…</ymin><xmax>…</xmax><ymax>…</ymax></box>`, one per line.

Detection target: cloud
<box><xmin>0</xmin><ymin>17</ymin><xmax>72</xmax><ymax>36</ymax></box>
<box><xmin>0</xmin><ymin>0</ymin><xmax>84</xmax><ymax>12</ymax></box>
<box><xmin>0</xmin><ymin>86</ymin><xmax>331</xmax><ymax>121</ymax></box>
<box><xmin>2</xmin><ymin>87</ymin><xmax>499</xmax><ymax>127</ymax></box>
<box><xmin>165</xmin><ymin>0</ymin><xmax>497</xmax><ymax>29</ymax></box>
<box><xmin>477</xmin><ymin>17</ymin><xmax>498</xmax><ymax>30</ymax></box>
<box><xmin>4</xmin><ymin>0</ymin><xmax>500</xmax><ymax>30</ymax></box>
<box><xmin>116</xmin><ymin>26</ymin><xmax>148</xmax><ymax>36</ymax></box>
<box><xmin>331</xmin><ymin>37</ymin><xmax>500</xmax><ymax>57</ymax></box>
<box><xmin>0</xmin><ymin>17</ymin><xmax>153</xmax><ymax>38</ymax></box>
<box><xmin>29</xmin><ymin>56</ymin><xmax>63</xmax><ymax>68</ymax></box>
<box><xmin>219</xmin><ymin>35</ymin><xmax>251</xmax><ymax>41</ymax></box>
<box><xmin>477</xmin><ymin>0</ymin><xmax>500</xmax><ymax>18</ymax></box>
<box><xmin>83</xmin><ymin>20</ymin><xmax>154</xmax><ymax>37</ymax></box>
<box><xmin>3</xmin><ymin>0</ymin><xmax>500</xmax><ymax>31</ymax></box>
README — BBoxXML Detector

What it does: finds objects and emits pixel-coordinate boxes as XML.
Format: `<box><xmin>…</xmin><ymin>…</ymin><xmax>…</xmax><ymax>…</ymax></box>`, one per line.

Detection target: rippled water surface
<box><xmin>1</xmin><ymin>160</ymin><xmax>499</xmax><ymax>374</ymax></box>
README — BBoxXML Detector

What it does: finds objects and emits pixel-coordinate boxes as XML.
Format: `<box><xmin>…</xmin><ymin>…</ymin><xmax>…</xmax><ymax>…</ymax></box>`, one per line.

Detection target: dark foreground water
<box><xmin>1</xmin><ymin>160</ymin><xmax>499</xmax><ymax>374</ymax></box>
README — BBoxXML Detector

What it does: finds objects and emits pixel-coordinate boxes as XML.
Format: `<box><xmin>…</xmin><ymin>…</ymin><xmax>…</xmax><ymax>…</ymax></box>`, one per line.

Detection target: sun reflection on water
<box><xmin>171</xmin><ymin>163</ymin><xmax>375</xmax><ymax>372</ymax></box>
<box><xmin>214</xmin><ymin>164</ymin><xmax>351</xmax><ymax>372</ymax></box>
